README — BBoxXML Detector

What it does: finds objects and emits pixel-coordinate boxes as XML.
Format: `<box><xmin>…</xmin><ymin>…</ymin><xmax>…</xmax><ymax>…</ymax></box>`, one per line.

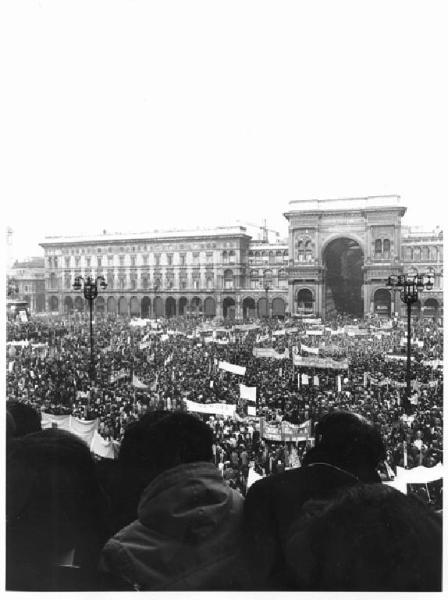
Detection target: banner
<box><xmin>110</xmin><ymin>369</ymin><xmax>129</xmax><ymax>383</ymax></box>
<box><xmin>345</xmin><ymin>326</ymin><xmax>368</xmax><ymax>336</ymax></box>
<box><xmin>306</xmin><ymin>330</ymin><xmax>323</xmax><ymax>336</ymax></box>
<box><xmin>41</xmin><ymin>412</ymin><xmax>98</xmax><ymax>447</ymax></box>
<box><xmin>218</xmin><ymin>361</ymin><xmax>246</xmax><ymax>376</ymax></box>
<box><xmin>8</xmin><ymin>340</ymin><xmax>30</xmax><ymax>347</ymax></box>
<box><xmin>293</xmin><ymin>355</ymin><xmax>349</xmax><ymax>370</ymax></box>
<box><xmin>252</xmin><ymin>348</ymin><xmax>290</xmax><ymax>360</ymax></box>
<box><xmin>246</xmin><ymin>467</ymin><xmax>263</xmax><ymax>489</ymax></box>
<box><xmin>90</xmin><ymin>430</ymin><xmax>119</xmax><ymax>459</ymax></box>
<box><xmin>132</xmin><ymin>374</ymin><xmax>148</xmax><ymax>390</ymax></box>
<box><xmin>260</xmin><ymin>418</ymin><xmax>312</xmax><ymax>442</ymax></box>
<box><xmin>240</xmin><ymin>384</ymin><xmax>257</xmax><ymax>403</ymax></box>
<box><xmin>301</xmin><ymin>343</ymin><xmax>319</xmax><ymax>355</ymax></box>
<box><xmin>302</xmin><ymin>318</ymin><xmax>321</xmax><ymax>324</ymax></box>
<box><xmin>185</xmin><ymin>399</ymin><xmax>237</xmax><ymax>417</ymax></box>
<box><xmin>272</xmin><ymin>329</ymin><xmax>286</xmax><ymax>337</ymax></box>
<box><xmin>385</xmin><ymin>355</ymin><xmax>415</xmax><ymax>362</ymax></box>
<box><xmin>247</xmin><ymin>405</ymin><xmax>257</xmax><ymax>417</ymax></box>
<box><xmin>385</xmin><ymin>463</ymin><xmax>444</xmax><ymax>495</ymax></box>
<box><xmin>139</xmin><ymin>341</ymin><xmax>151</xmax><ymax>350</ymax></box>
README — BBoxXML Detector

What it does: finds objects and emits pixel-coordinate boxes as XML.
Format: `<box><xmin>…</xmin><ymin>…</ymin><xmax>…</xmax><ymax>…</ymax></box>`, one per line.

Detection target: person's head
<box><xmin>285</xmin><ymin>483</ymin><xmax>442</xmax><ymax>591</ymax></box>
<box><xmin>119</xmin><ymin>410</ymin><xmax>214</xmax><ymax>485</ymax></box>
<box><xmin>7</xmin><ymin>428</ymin><xmax>108</xmax><ymax>586</ymax></box>
<box><xmin>6</xmin><ymin>400</ymin><xmax>41</xmax><ymax>437</ymax></box>
<box><xmin>302</xmin><ymin>411</ymin><xmax>386</xmax><ymax>481</ymax></box>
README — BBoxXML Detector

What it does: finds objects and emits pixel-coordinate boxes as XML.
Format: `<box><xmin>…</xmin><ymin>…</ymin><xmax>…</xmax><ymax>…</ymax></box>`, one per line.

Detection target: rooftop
<box><xmin>285</xmin><ymin>195</ymin><xmax>403</xmax><ymax>213</ymax></box>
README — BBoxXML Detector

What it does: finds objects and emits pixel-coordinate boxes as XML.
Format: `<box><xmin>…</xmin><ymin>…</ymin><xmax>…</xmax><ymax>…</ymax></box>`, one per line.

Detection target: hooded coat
<box><xmin>99</xmin><ymin>461</ymin><xmax>247</xmax><ymax>590</ymax></box>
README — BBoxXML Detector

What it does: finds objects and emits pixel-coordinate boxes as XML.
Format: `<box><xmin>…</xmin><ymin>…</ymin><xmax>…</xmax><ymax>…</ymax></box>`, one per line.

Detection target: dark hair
<box><xmin>7</xmin><ymin>429</ymin><xmax>109</xmax><ymax>588</ymax></box>
<box><xmin>119</xmin><ymin>410</ymin><xmax>213</xmax><ymax>478</ymax></box>
<box><xmin>6</xmin><ymin>400</ymin><xmax>41</xmax><ymax>437</ymax></box>
<box><xmin>302</xmin><ymin>411</ymin><xmax>386</xmax><ymax>479</ymax></box>
<box><xmin>285</xmin><ymin>483</ymin><xmax>442</xmax><ymax>591</ymax></box>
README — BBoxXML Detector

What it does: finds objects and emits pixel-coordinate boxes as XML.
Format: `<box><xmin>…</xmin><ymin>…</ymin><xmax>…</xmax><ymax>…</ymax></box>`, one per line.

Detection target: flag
<box><xmin>132</xmin><ymin>374</ymin><xmax>148</xmax><ymax>390</ymax></box>
<box><xmin>297</xmin><ymin>373</ymin><xmax>301</xmax><ymax>389</ymax></box>
<box><xmin>301</xmin><ymin>373</ymin><xmax>309</xmax><ymax>386</ymax></box>
<box><xmin>247</xmin><ymin>405</ymin><xmax>257</xmax><ymax>417</ymax></box>
<box><xmin>363</xmin><ymin>372</ymin><xmax>368</xmax><ymax>387</ymax></box>
<box><xmin>313</xmin><ymin>375</ymin><xmax>319</xmax><ymax>386</ymax></box>
<box><xmin>209</xmin><ymin>380</ymin><xmax>214</xmax><ymax>388</ymax></box>
<box><xmin>337</xmin><ymin>375</ymin><xmax>342</xmax><ymax>392</ymax></box>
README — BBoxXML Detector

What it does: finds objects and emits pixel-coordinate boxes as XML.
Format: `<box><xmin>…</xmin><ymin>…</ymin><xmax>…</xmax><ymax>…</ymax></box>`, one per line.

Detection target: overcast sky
<box><xmin>2</xmin><ymin>0</ymin><xmax>447</xmax><ymax>261</ymax></box>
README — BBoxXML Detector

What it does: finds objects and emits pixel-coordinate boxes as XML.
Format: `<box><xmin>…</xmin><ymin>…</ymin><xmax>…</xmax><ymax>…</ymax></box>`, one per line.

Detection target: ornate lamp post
<box><xmin>73</xmin><ymin>275</ymin><xmax>107</xmax><ymax>382</ymax></box>
<box><xmin>387</xmin><ymin>273</ymin><xmax>433</xmax><ymax>411</ymax></box>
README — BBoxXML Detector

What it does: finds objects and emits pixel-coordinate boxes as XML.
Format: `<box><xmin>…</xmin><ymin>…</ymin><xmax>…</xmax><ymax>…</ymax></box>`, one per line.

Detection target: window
<box><xmin>65</xmin><ymin>256</ymin><xmax>70</xmax><ymax>268</ymax></box>
<box><xmin>224</xmin><ymin>269</ymin><xmax>234</xmax><ymax>289</ymax></box>
<box><xmin>143</xmin><ymin>254</ymin><xmax>149</xmax><ymax>265</ymax></box>
<box><xmin>75</xmin><ymin>256</ymin><xmax>80</xmax><ymax>267</ymax></box>
<box><xmin>97</xmin><ymin>257</ymin><xmax>102</xmax><ymax>268</ymax></box>
<box><xmin>206</xmin><ymin>252</ymin><xmax>213</xmax><ymax>264</ymax></box>
<box><xmin>374</xmin><ymin>239</ymin><xmax>382</xmax><ymax>257</ymax></box>
<box><xmin>119</xmin><ymin>255</ymin><xmax>125</xmax><ymax>266</ymax></box>
<box><xmin>222</xmin><ymin>251</ymin><xmax>228</xmax><ymax>264</ymax></box>
<box><xmin>108</xmin><ymin>255</ymin><xmax>114</xmax><ymax>266</ymax></box>
<box><xmin>130</xmin><ymin>255</ymin><xmax>136</xmax><ymax>267</ymax></box>
<box><xmin>383</xmin><ymin>239</ymin><xmax>391</xmax><ymax>258</ymax></box>
<box><xmin>154</xmin><ymin>254</ymin><xmax>160</xmax><ymax>267</ymax></box>
<box><xmin>54</xmin><ymin>257</ymin><xmax>58</xmax><ymax>268</ymax></box>
<box><xmin>180</xmin><ymin>254</ymin><xmax>186</xmax><ymax>266</ymax></box>
<box><xmin>107</xmin><ymin>271</ymin><xmax>114</xmax><ymax>287</ymax></box>
<box><xmin>130</xmin><ymin>277</ymin><xmax>137</xmax><ymax>290</ymax></box>
<box><xmin>229</xmin><ymin>250</ymin><xmax>236</xmax><ymax>264</ymax></box>
<box><xmin>167</xmin><ymin>253</ymin><xmax>173</xmax><ymax>266</ymax></box>
<box><xmin>193</xmin><ymin>252</ymin><xmax>200</xmax><ymax>266</ymax></box>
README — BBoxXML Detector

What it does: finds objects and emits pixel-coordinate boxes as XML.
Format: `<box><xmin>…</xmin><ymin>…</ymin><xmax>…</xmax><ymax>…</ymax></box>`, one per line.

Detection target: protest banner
<box><xmin>252</xmin><ymin>347</ymin><xmax>289</xmax><ymax>360</ymax></box>
<box><xmin>293</xmin><ymin>355</ymin><xmax>349</xmax><ymax>370</ymax></box>
<box><xmin>185</xmin><ymin>399</ymin><xmax>237</xmax><ymax>417</ymax></box>
<box><xmin>240</xmin><ymin>384</ymin><xmax>257</xmax><ymax>403</ymax></box>
<box><xmin>218</xmin><ymin>361</ymin><xmax>246</xmax><ymax>376</ymax></box>
<box><xmin>132</xmin><ymin>374</ymin><xmax>148</xmax><ymax>390</ymax></box>
<box><xmin>301</xmin><ymin>343</ymin><xmax>319</xmax><ymax>355</ymax></box>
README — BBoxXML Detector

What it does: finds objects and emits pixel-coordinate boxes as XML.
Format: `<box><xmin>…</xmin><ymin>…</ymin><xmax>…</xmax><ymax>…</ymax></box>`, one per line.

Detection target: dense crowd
<box><xmin>5</xmin><ymin>309</ymin><xmax>444</xmax><ymax>590</ymax></box>
<box><xmin>7</xmin><ymin>310</ymin><xmax>443</xmax><ymax>490</ymax></box>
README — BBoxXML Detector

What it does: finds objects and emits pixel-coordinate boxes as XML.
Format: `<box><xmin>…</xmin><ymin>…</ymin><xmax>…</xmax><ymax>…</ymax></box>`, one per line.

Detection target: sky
<box><xmin>2</xmin><ymin>0</ymin><xmax>448</xmax><ymax>261</ymax></box>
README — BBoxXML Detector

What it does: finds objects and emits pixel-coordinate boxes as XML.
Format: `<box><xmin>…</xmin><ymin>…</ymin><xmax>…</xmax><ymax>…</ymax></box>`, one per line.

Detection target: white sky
<box><xmin>2</xmin><ymin>0</ymin><xmax>448</xmax><ymax>260</ymax></box>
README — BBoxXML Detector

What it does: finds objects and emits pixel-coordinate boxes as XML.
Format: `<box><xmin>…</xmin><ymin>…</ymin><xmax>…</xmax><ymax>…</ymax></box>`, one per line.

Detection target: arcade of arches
<box><xmin>60</xmin><ymin>295</ymin><xmax>287</xmax><ymax>319</ymax></box>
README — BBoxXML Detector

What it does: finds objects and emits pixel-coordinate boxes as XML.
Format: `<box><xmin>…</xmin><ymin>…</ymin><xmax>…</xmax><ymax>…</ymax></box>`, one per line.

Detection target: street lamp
<box><xmin>73</xmin><ymin>275</ymin><xmax>107</xmax><ymax>382</ymax></box>
<box><xmin>387</xmin><ymin>273</ymin><xmax>433</xmax><ymax>411</ymax></box>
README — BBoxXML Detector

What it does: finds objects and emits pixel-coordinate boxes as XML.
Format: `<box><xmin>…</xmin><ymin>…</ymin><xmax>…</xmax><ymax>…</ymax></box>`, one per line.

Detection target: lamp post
<box><xmin>73</xmin><ymin>275</ymin><xmax>107</xmax><ymax>382</ymax></box>
<box><xmin>387</xmin><ymin>273</ymin><xmax>433</xmax><ymax>411</ymax></box>
<box><xmin>263</xmin><ymin>276</ymin><xmax>271</xmax><ymax>319</ymax></box>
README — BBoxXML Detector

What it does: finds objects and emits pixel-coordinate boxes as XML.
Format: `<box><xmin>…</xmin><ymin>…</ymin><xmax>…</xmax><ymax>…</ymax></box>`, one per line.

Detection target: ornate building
<box><xmin>39</xmin><ymin>227</ymin><xmax>289</xmax><ymax>319</ymax></box>
<box><xmin>7</xmin><ymin>257</ymin><xmax>46</xmax><ymax>313</ymax></box>
<box><xmin>37</xmin><ymin>197</ymin><xmax>443</xmax><ymax>320</ymax></box>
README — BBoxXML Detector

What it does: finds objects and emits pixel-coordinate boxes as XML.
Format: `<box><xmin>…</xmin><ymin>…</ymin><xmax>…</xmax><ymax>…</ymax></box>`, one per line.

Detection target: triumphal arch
<box><xmin>284</xmin><ymin>196</ymin><xmax>406</xmax><ymax>318</ymax></box>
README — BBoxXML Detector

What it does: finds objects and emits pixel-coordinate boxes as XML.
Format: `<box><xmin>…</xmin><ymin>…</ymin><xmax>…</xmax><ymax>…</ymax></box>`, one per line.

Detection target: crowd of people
<box><xmin>5</xmin><ymin>309</ymin><xmax>444</xmax><ymax>590</ymax></box>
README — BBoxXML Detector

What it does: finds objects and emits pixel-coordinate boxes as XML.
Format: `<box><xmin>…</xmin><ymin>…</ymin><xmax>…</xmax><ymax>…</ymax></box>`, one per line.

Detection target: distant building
<box><xmin>8</xmin><ymin>257</ymin><xmax>46</xmax><ymax>313</ymax></box>
<box><xmin>38</xmin><ymin>199</ymin><xmax>443</xmax><ymax>320</ymax></box>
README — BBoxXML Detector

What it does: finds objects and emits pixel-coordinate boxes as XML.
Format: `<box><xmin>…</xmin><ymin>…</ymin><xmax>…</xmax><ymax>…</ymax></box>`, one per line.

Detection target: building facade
<box><xmin>7</xmin><ymin>257</ymin><xmax>46</xmax><ymax>313</ymax></box>
<box><xmin>37</xmin><ymin>198</ymin><xmax>443</xmax><ymax>320</ymax></box>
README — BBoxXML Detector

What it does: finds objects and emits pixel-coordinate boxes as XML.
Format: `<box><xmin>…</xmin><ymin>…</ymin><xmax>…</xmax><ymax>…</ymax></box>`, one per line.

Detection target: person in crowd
<box><xmin>284</xmin><ymin>483</ymin><xmax>442</xmax><ymax>591</ymax></box>
<box><xmin>6</xmin><ymin>399</ymin><xmax>41</xmax><ymax>437</ymax></box>
<box><xmin>6</xmin><ymin>429</ymin><xmax>115</xmax><ymax>591</ymax></box>
<box><xmin>242</xmin><ymin>411</ymin><xmax>387</xmax><ymax>589</ymax></box>
<box><xmin>99</xmin><ymin>411</ymin><xmax>249</xmax><ymax>590</ymax></box>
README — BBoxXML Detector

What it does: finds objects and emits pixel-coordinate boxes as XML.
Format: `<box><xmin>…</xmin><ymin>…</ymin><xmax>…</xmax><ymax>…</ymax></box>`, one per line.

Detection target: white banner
<box><xmin>306</xmin><ymin>330</ymin><xmax>323</xmax><ymax>336</ymax></box>
<box><xmin>301</xmin><ymin>343</ymin><xmax>319</xmax><ymax>355</ymax></box>
<box><xmin>240</xmin><ymin>384</ymin><xmax>257</xmax><ymax>402</ymax></box>
<box><xmin>218</xmin><ymin>361</ymin><xmax>246</xmax><ymax>376</ymax></box>
<box><xmin>247</xmin><ymin>405</ymin><xmax>257</xmax><ymax>417</ymax></box>
<box><xmin>90</xmin><ymin>430</ymin><xmax>118</xmax><ymax>459</ymax></box>
<box><xmin>293</xmin><ymin>355</ymin><xmax>349</xmax><ymax>370</ymax></box>
<box><xmin>185</xmin><ymin>399</ymin><xmax>237</xmax><ymax>416</ymax></box>
<box><xmin>252</xmin><ymin>347</ymin><xmax>290</xmax><ymax>360</ymax></box>
<box><xmin>132</xmin><ymin>374</ymin><xmax>148</xmax><ymax>390</ymax></box>
<box><xmin>41</xmin><ymin>412</ymin><xmax>98</xmax><ymax>447</ymax></box>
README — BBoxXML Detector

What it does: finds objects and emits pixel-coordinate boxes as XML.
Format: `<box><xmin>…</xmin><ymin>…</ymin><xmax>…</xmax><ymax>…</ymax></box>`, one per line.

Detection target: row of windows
<box><xmin>51</xmin><ymin>251</ymin><xmax>231</xmax><ymax>269</ymax></box>
<box><xmin>58</xmin><ymin>242</ymin><xmax>221</xmax><ymax>255</ymax></box>
<box><xmin>402</xmin><ymin>246</ymin><xmax>442</xmax><ymax>261</ymax></box>
<box><xmin>374</xmin><ymin>239</ymin><xmax>391</xmax><ymax>258</ymax></box>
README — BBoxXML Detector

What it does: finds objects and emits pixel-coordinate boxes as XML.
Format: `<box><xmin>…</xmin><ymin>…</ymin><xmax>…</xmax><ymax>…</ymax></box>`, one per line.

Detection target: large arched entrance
<box><xmin>423</xmin><ymin>298</ymin><xmax>439</xmax><ymax>319</ymax></box>
<box><xmin>243</xmin><ymin>297</ymin><xmax>256</xmax><ymax>319</ymax></box>
<box><xmin>141</xmin><ymin>296</ymin><xmax>151</xmax><ymax>318</ymax></box>
<box><xmin>296</xmin><ymin>289</ymin><xmax>314</xmax><ymax>314</ymax></box>
<box><xmin>36</xmin><ymin>293</ymin><xmax>46</xmax><ymax>313</ymax></box>
<box><xmin>204</xmin><ymin>296</ymin><xmax>216</xmax><ymax>317</ymax></box>
<box><xmin>223</xmin><ymin>297</ymin><xmax>235</xmax><ymax>319</ymax></box>
<box><xmin>411</xmin><ymin>300</ymin><xmax>421</xmax><ymax>319</ymax></box>
<box><xmin>107</xmin><ymin>296</ymin><xmax>117</xmax><ymax>314</ymax></box>
<box><xmin>165</xmin><ymin>296</ymin><xmax>176</xmax><ymax>317</ymax></box>
<box><xmin>154</xmin><ymin>296</ymin><xmax>164</xmax><ymax>317</ymax></box>
<box><xmin>130</xmin><ymin>296</ymin><xmax>140</xmax><ymax>316</ymax></box>
<box><xmin>373</xmin><ymin>289</ymin><xmax>391</xmax><ymax>317</ymax></box>
<box><xmin>64</xmin><ymin>296</ymin><xmax>74</xmax><ymax>313</ymax></box>
<box><xmin>323</xmin><ymin>237</ymin><xmax>364</xmax><ymax>317</ymax></box>
<box><xmin>49</xmin><ymin>296</ymin><xmax>59</xmax><ymax>312</ymax></box>
<box><xmin>272</xmin><ymin>297</ymin><xmax>286</xmax><ymax>318</ymax></box>
<box><xmin>179</xmin><ymin>297</ymin><xmax>188</xmax><ymax>316</ymax></box>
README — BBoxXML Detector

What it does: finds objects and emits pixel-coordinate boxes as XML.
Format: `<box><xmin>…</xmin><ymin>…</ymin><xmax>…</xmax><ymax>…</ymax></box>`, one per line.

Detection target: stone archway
<box><xmin>423</xmin><ymin>298</ymin><xmax>439</xmax><ymax>319</ymax></box>
<box><xmin>154</xmin><ymin>296</ymin><xmax>164</xmax><ymax>317</ymax></box>
<box><xmin>323</xmin><ymin>237</ymin><xmax>364</xmax><ymax>317</ymax></box>
<box><xmin>296</xmin><ymin>288</ymin><xmax>314</xmax><ymax>314</ymax></box>
<box><xmin>165</xmin><ymin>296</ymin><xmax>176</xmax><ymax>318</ymax></box>
<box><xmin>257</xmin><ymin>297</ymin><xmax>268</xmax><ymax>318</ymax></box>
<box><xmin>179</xmin><ymin>296</ymin><xmax>188</xmax><ymax>316</ymax></box>
<box><xmin>130</xmin><ymin>296</ymin><xmax>140</xmax><ymax>316</ymax></box>
<box><xmin>373</xmin><ymin>288</ymin><xmax>391</xmax><ymax>317</ymax></box>
<box><xmin>107</xmin><ymin>296</ymin><xmax>117</xmax><ymax>314</ymax></box>
<box><xmin>64</xmin><ymin>296</ymin><xmax>74</xmax><ymax>313</ymax></box>
<box><xmin>223</xmin><ymin>297</ymin><xmax>236</xmax><ymax>319</ymax></box>
<box><xmin>118</xmin><ymin>296</ymin><xmax>128</xmax><ymax>315</ymax></box>
<box><xmin>272</xmin><ymin>297</ymin><xmax>286</xmax><ymax>318</ymax></box>
<box><xmin>204</xmin><ymin>296</ymin><xmax>216</xmax><ymax>317</ymax></box>
<box><xmin>141</xmin><ymin>296</ymin><xmax>151</xmax><ymax>318</ymax></box>
<box><xmin>242</xmin><ymin>297</ymin><xmax>256</xmax><ymax>319</ymax></box>
<box><xmin>191</xmin><ymin>296</ymin><xmax>202</xmax><ymax>316</ymax></box>
<box><xmin>49</xmin><ymin>296</ymin><xmax>59</xmax><ymax>312</ymax></box>
<box><xmin>96</xmin><ymin>296</ymin><xmax>106</xmax><ymax>313</ymax></box>
<box><xmin>74</xmin><ymin>296</ymin><xmax>84</xmax><ymax>312</ymax></box>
